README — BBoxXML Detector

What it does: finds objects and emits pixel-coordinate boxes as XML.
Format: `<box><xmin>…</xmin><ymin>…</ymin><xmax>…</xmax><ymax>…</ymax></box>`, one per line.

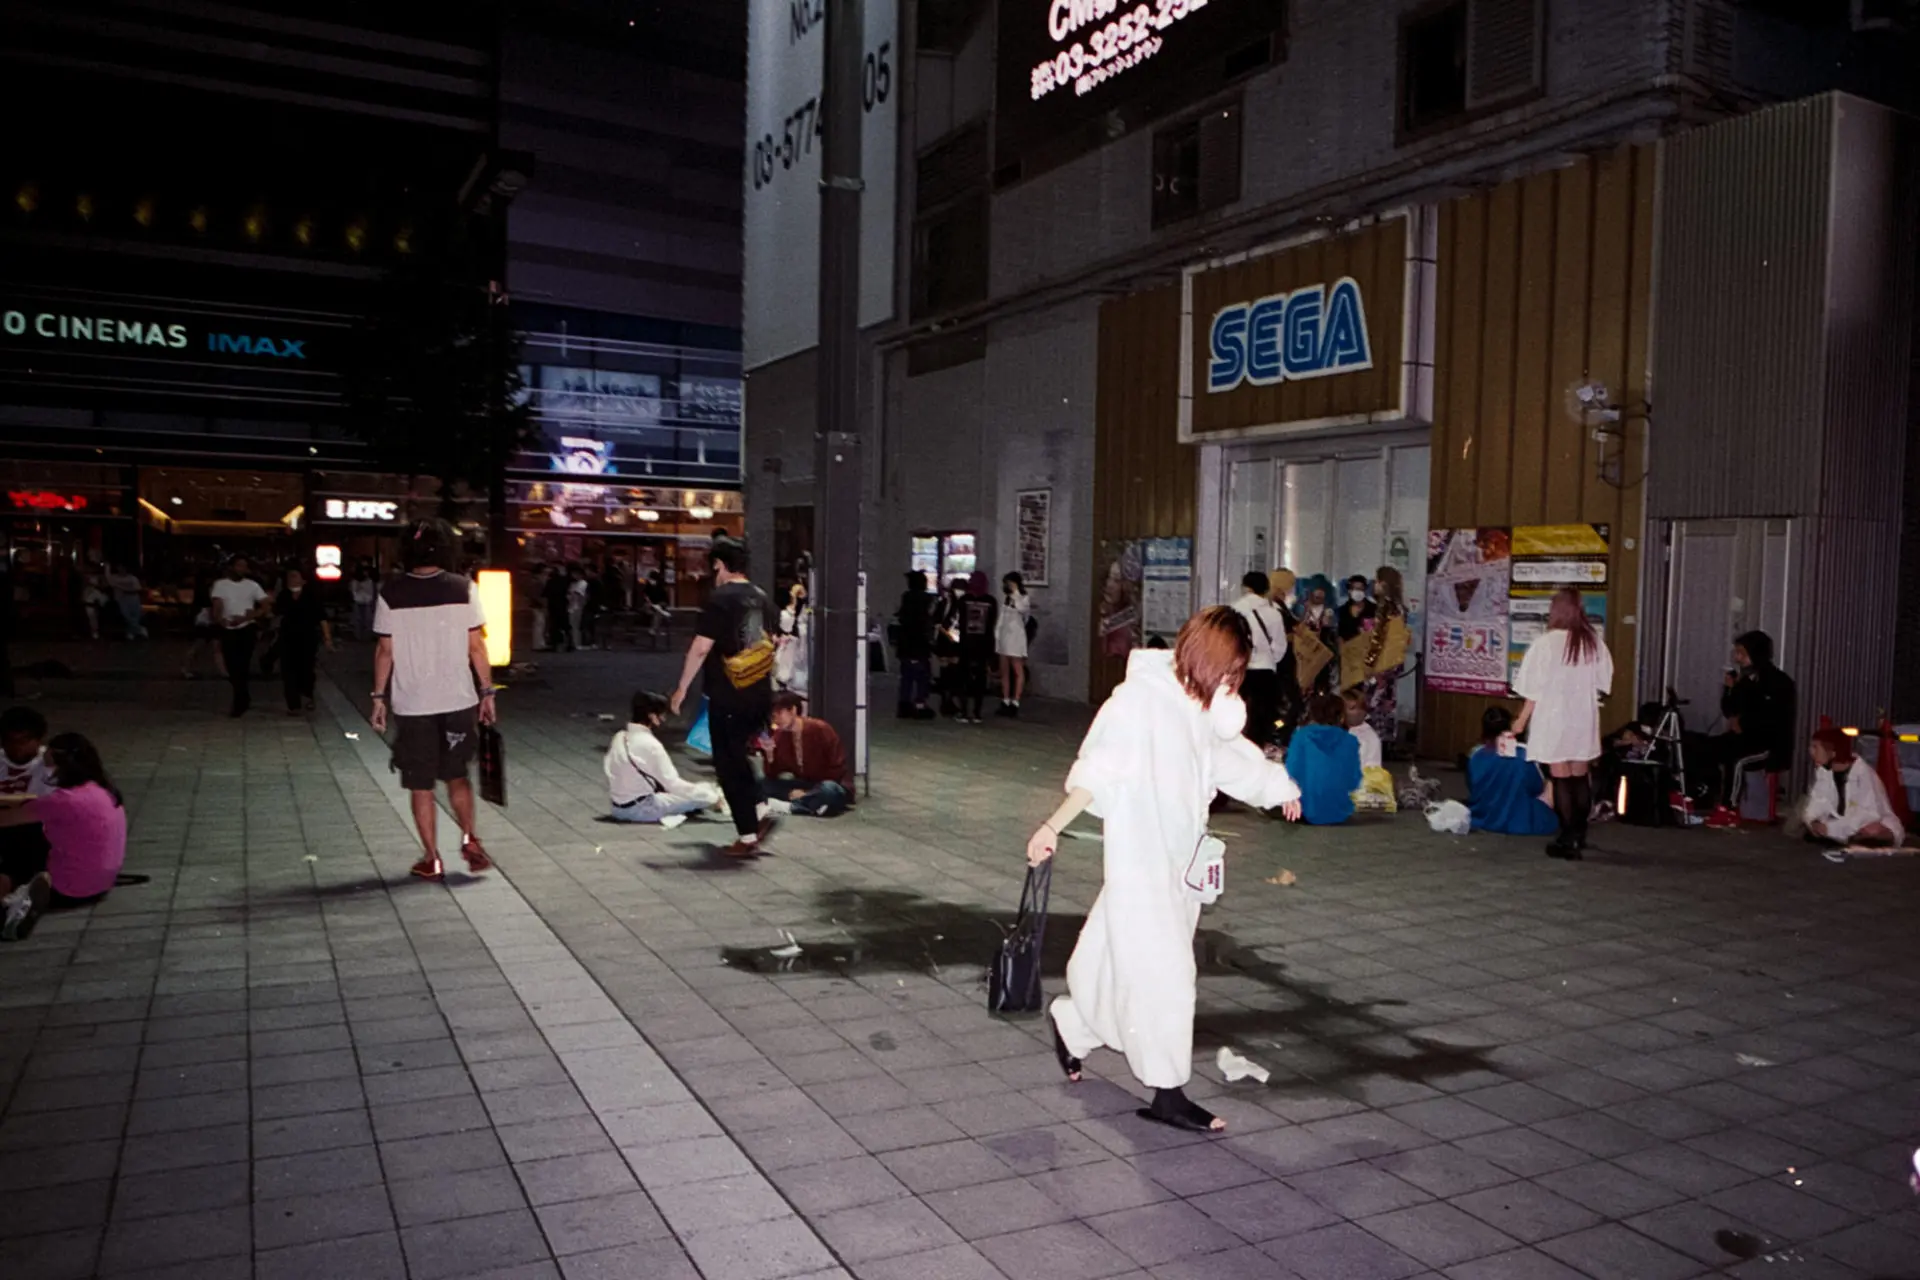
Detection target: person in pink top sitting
<box><xmin>0</xmin><ymin>734</ymin><xmax>127</xmax><ymax>941</ymax></box>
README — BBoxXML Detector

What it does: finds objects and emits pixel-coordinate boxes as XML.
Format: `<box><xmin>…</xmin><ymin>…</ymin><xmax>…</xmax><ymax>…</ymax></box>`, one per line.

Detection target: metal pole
<box><xmin>812</xmin><ymin>0</ymin><xmax>864</xmax><ymax>751</ymax></box>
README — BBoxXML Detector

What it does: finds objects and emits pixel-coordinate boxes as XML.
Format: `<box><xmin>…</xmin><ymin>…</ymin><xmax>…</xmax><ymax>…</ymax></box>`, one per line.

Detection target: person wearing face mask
<box><xmin>1293</xmin><ymin>577</ymin><xmax>1339</xmax><ymax>695</ymax></box>
<box><xmin>1027</xmin><ymin>607</ymin><xmax>1301</xmax><ymax>1135</ymax></box>
<box><xmin>1337</xmin><ymin>576</ymin><xmax>1376</xmax><ymax>641</ymax></box>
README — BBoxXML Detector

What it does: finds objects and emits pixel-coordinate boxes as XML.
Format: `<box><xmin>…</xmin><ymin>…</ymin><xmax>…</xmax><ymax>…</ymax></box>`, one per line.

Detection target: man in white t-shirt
<box><xmin>209</xmin><ymin>556</ymin><xmax>271</xmax><ymax>717</ymax></box>
<box><xmin>1231</xmin><ymin>571</ymin><xmax>1290</xmax><ymax>749</ymax></box>
<box><xmin>370</xmin><ymin>520</ymin><xmax>497</xmax><ymax>882</ymax></box>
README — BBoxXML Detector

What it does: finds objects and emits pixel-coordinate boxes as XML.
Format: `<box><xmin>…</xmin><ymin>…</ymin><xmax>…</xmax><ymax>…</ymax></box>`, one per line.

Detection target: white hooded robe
<box><xmin>1051</xmin><ymin>649</ymin><xmax>1301</xmax><ymax>1089</ymax></box>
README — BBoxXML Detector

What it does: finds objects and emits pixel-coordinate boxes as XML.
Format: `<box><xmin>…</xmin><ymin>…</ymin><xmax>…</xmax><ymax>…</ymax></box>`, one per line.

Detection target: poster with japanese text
<box><xmin>1141</xmin><ymin>538</ymin><xmax>1193</xmax><ymax>644</ymax></box>
<box><xmin>1423</xmin><ymin>528</ymin><xmax>1512</xmax><ymax>695</ymax></box>
<box><xmin>1097</xmin><ymin>540</ymin><xmax>1143</xmax><ymax>658</ymax></box>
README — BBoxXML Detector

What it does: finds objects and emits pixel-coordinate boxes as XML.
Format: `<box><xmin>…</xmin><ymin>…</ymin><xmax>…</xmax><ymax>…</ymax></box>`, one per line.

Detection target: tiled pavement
<box><xmin>2</xmin><ymin>640</ymin><xmax>1918</xmax><ymax>1280</ymax></box>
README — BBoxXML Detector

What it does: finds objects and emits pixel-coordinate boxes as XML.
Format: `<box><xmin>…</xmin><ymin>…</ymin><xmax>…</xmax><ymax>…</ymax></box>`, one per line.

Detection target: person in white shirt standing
<box><xmin>209</xmin><ymin>556</ymin><xmax>271</xmax><ymax>717</ymax></box>
<box><xmin>369</xmin><ymin>520</ymin><xmax>497</xmax><ymax>882</ymax></box>
<box><xmin>604</xmin><ymin>691</ymin><xmax>721</xmax><ymax>823</ymax></box>
<box><xmin>1230</xmin><ymin>572</ymin><xmax>1289</xmax><ymax>749</ymax></box>
<box><xmin>349</xmin><ymin>565</ymin><xmax>379</xmax><ymax>641</ymax></box>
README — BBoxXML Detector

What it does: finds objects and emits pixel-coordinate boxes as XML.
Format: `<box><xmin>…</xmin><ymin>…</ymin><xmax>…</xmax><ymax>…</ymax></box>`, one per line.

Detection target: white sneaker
<box><xmin>765</xmin><ymin>798</ymin><xmax>794</xmax><ymax>816</ymax></box>
<box><xmin>1</xmin><ymin>888</ymin><xmax>34</xmax><ymax>941</ymax></box>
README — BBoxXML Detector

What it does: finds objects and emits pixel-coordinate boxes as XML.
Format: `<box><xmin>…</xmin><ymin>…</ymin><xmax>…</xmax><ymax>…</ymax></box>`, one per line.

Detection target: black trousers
<box><xmin>1240</xmin><ymin>669</ymin><xmax>1282</xmax><ymax>748</ymax></box>
<box><xmin>1708</xmin><ymin>732</ymin><xmax>1771</xmax><ymax>807</ymax></box>
<box><xmin>960</xmin><ymin>656</ymin><xmax>990</xmax><ymax>718</ymax></box>
<box><xmin>220</xmin><ymin>626</ymin><xmax>258</xmax><ymax>715</ymax></box>
<box><xmin>282</xmin><ymin>643</ymin><xmax>317</xmax><ymax>711</ymax></box>
<box><xmin>708</xmin><ymin>695</ymin><xmax>771</xmax><ymax>837</ymax></box>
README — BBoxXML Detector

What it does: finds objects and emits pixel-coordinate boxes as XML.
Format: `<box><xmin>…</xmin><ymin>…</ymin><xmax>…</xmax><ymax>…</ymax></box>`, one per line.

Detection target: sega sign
<box><xmin>1206</xmin><ymin>277</ymin><xmax>1372</xmax><ymax>395</ymax></box>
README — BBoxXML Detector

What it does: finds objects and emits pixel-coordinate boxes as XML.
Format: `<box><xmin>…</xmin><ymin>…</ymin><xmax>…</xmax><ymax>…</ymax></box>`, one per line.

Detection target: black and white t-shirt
<box><xmin>372</xmin><ymin>571</ymin><xmax>486</xmax><ymax>717</ymax></box>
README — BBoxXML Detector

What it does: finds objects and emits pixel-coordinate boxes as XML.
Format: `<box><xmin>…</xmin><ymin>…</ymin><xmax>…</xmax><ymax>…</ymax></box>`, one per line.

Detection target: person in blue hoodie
<box><xmin>1287</xmin><ymin>695</ymin><xmax>1363</xmax><ymax>824</ymax></box>
<box><xmin>1468</xmin><ymin>706</ymin><xmax>1560</xmax><ymax>836</ymax></box>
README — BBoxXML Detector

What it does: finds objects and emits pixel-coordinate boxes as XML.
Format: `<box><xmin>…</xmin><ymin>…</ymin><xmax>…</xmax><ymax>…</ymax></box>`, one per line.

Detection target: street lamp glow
<box><xmin>477</xmin><ymin>570</ymin><xmax>513</xmax><ymax>667</ymax></box>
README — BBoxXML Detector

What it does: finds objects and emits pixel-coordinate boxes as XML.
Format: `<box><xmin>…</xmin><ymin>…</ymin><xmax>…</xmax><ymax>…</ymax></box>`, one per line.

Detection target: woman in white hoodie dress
<box><xmin>1026</xmin><ymin>606</ymin><xmax>1301</xmax><ymax>1135</ymax></box>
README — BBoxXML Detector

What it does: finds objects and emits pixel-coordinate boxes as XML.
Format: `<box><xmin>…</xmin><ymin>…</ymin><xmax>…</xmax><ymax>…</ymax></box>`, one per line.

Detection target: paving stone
<box><xmin>681</xmin><ymin>1215</ymin><xmax>839</xmax><ymax>1280</ymax></box>
<box><xmin>1534</xmin><ymin>1222</ymin><xmax>1706</xmax><ymax>1280</ymax></box>
<box><xmin>1258</xmin><ymin>1221</ymin><xmax>1427</xmax><ymax>1280</ymax></box>
<box><xmin>253</xmin><ymin>1184</ymin><xmax>396</xmax><ymax>1250</ymax></box>
<box><xmin>402</xmin><ymin>1208</ymin><xmax>554</xmax><ymax>1280</ymax></box>
<box><xmin>96</xmin><ymin>1205</ymin><xmax>251</xmax><ymax>1274</ymax></box>
<box><xmin>535</xmin><ymin>1190</ymin><xmax>672</xmax><ymax>1255</ymax></box>
<box><xmin>1085</xmin><ymin>1199</ymin><xmax>1244</xmax><ymax>1267</ymax></box>
<box><xmin>974</xmin><ymin>1221</ymin><xmax>1140</xmax><ymax>1280</ymax></box>
<box><xmin>256</xmin><ymin>1228</ymin><xmax>407</xmax><ymax>1280</ymax></box>
<box><xmin>1355</xmin><ymin>1202</ymin><xmax>1520</xmax><ymax>1269</ymax></box>
<box><xmin>516</xmin><ymin>1149</ymin><xmax>640</xmax><ymax>1206</ymax></box>
<box><xmin>812</xmin><ymin>1196</ymin><xmax>962</xmax><ymax>1263</ymax></box>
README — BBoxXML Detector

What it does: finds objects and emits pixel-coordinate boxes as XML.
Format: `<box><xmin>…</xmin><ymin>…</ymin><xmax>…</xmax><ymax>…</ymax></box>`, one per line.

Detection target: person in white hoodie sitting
<box><xmin>605</xmin><ymin>691</ymin><xmax>723</xmax><ymax>823</ymax></box>
<box><xmin>1804</xmin><ymin>727</ymin><xmax>1903</xmax><ymax>847</ymax></box>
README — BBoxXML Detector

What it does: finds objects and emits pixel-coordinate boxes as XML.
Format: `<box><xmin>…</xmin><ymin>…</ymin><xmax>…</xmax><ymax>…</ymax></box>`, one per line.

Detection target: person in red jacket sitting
<box><xmin>758</xmin><ymin>692</ymin><xmax>852</xmax><ymax>817</ymax></box>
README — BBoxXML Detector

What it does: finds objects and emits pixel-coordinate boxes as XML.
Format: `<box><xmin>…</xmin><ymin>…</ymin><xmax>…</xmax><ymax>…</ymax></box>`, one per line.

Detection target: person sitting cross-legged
<box><xmin>757</xmin><ymin>692</ymin><xmax>852</xmax><ymax>817</ymax></box>
<box><xmin>1803</xmin><ymin>727</ymin><xmax>1904</xmax><ymax>848</ymax></box>
<box><xmin>605</xmin><ymin>691</ymin><xmax>722</xmax><ymax>824</ymax></box>
<box><xmin>0</xmin><ymin>734</ymin><xmax>128</xmax><ymax>941</ymax></box>
<box><xmin>1467</xmin><ymin>706</ymin><xmax>1561</xmax><ymax>838</ymax></box>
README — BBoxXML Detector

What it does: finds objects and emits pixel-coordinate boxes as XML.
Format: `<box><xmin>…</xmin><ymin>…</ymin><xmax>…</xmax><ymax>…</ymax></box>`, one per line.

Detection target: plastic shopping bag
<box><xmin>686</xmin><ymin>697</ymin><xmax>712</xmax><ymax>756</ymax></box>
<box><xmin>1425</xmin><ymin>799</ymin><xmax>1471</xmax><ymax>836</ymax></box>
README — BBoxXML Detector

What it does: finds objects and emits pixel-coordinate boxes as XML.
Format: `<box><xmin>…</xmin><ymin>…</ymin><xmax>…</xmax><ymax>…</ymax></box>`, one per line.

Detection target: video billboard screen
<box><xmin>994</xmin><ymin>0</ymin><xmax>1286</xmax><ymax>183</ymax></box>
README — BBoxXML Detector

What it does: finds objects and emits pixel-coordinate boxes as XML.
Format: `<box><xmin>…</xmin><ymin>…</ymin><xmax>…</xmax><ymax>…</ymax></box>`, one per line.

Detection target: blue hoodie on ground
<box><xmin>1287</xmin><ymin>724</ymin><xmax>1363</xmax><ymax>825</ymax></box>
<box><xmin>1466</xmin><ymin>743</ymin><xmax>1560</xmax><ymax>836</ymax></box>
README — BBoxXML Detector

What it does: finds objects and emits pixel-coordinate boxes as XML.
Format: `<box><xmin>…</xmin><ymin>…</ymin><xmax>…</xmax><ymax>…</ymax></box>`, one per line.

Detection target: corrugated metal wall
<box><xmin>1645</xmin><ymin>93</ymin><xmax>1917</xmax><ymax>738</ymax></box>
<box><xmin>1091</xmin><ymin>285</ymin><xmax>1195</xmax><ymax>702</ymax></box>
<box><xmin>1421</xmin><ymin>145</ymin><xmax>1659</xmax><ymax>760</ymax></box>
<box><xmin>1647</xmin><ymin>96</ymin><xmax>1835</xmax><ymax>521</ymax></box>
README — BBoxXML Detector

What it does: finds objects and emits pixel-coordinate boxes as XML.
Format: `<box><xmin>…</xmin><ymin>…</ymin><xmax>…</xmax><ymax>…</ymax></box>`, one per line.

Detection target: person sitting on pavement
<box><xmin>757</xmin><ymin>692</ymin><xmax>851</xmax><ymax>817</ymax></box>
<box><xmin>0</xmin><ymin>734</ymin><xmax>128</xmax><ymax>940</ymax></box>
<box><xmin>1704</xmin><ymin>630</ymin><xmax>1796</xmax><ymax>829</ymax></box>
<box><xmin>1467</xmin><ymin>706</ymin><xmax>1560</xmax><ymax>837</ymax></box>
<box><xmin>1803</xmin><ymin>726</ymin><xmax>1904</xmax><ymax>848</ymax></box>
<box><xmin>605</xmin><ymin>691</ymin><xmax>723</xmax><ymax>824</ymax></box>
<box><xmin>0</xmin><ymin>705</ymin><xmax>52</xmax><ymax>800</ymax></box>
<box><xmin>1285</xmin><ymin>694</ymin><xmax>1362</xmax><ymax>825</ymax></box>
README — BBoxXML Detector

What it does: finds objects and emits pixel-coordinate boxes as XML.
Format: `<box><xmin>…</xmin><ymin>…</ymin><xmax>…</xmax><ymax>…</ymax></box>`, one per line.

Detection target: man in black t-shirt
<box><xmin>671</xmin><ymin>538</ymin><xmax>777</xmax><ymax>856</ymax></box>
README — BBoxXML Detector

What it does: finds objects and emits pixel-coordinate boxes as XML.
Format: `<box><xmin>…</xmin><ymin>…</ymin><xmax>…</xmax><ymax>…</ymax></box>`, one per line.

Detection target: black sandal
<box><xmin>1136</xmin><ymin>1088</ymin><xmax>1223</xmax><ymax>1134</ymax></box>
<box><xmin>1052</xmin><ymin>1023</ymin><xmax>1082</xmax><ymax>1083</ymax></box>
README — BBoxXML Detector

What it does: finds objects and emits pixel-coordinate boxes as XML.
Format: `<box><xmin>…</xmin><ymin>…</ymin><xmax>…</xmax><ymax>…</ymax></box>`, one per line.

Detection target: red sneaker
<box><xmin>1703</xmin><ymin>805</ymin><xmax>1741</xmax><ymax>830</ymax></box>
<box><xmin>410</xmin><ymin>855</ymin><xmax>445</xmax><ymax>881</ymax></box>
<box><xmin>460</xmin><ymin>834</ymin><xmax>493</xmax><ymax>874</ymax></box>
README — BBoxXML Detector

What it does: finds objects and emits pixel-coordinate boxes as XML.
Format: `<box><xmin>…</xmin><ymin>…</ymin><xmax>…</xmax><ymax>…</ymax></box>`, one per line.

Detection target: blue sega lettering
<box><xmin>209</xmin><ymin>333</ymin><xmax>306</xmax><ymax>359</ymax></box>
<box><xmin>1207</xmin><ymin>277</ymin><xmax>1372</xmax><ymax>394</ymax></box>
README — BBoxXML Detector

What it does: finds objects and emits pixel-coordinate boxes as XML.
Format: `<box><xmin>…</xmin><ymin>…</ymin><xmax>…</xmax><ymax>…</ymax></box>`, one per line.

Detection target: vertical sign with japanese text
<box><xmin>743</xmin><ymin>0</ymin><xmax>899</xmax><ymax>370</ymax></box>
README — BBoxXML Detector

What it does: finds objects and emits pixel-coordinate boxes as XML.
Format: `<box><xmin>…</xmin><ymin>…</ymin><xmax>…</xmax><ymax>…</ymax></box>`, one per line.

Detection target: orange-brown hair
<box><xmin>1173</xmin><ymin>606</ymin><xmax>1251</xmax><ymax>707</ymax></box>
<box><xmin>1548</xmin><ymin>587</ymin><xmax>1601</xmax><ymax>666</ymax></box>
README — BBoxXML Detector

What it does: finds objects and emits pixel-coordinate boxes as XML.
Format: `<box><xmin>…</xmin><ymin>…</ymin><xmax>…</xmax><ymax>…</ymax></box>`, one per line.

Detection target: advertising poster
<box><xmin>1141</xmin><ymin>538</ymin><xmax>1193</xmax><ymax>643</ymax></box>
<box><xmin>1508</xmin><ymin>590</ymin><xmax>1609</xmax><ymax>684</ymax></box>
<box><xmin>1511</xmin><ymin>523</ymin><xmax>1610</xmax><ymax>587</ymax></box>
<box><xmin>1097</xmin><ymin>539</ymin><xmax>1144</xmax><ymax>657</ymax></box>
<box><xmin>1507</xmin><ymin>524</ymin><xmax>1610</xmax><ymax>684</ymax></box>
<box><xmin>1015</xmin><ymin>489</ymin><xmax>1051</xmax><ymax>586</ymax></box>
<box><xmin>1423</xmin><ymin>528</ymin><xmax>1512</xmax><ymax>695</ymax></box>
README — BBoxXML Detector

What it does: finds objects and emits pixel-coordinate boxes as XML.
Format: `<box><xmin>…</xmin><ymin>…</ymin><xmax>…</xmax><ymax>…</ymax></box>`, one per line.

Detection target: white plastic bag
<box><xmin>1425</xmin><ymin>799</ymin><xmax>1471</xmax><ymax>836</ymax></box>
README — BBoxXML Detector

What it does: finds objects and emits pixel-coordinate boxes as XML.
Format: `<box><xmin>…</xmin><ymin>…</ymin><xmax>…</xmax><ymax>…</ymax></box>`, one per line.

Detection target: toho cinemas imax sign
<box><xmin>1179</xmin><ymin>213</ymin><xmax>1433</xmax><ymax>442</ymax></box>
<box><xmin>0</xmin><ymin>286</ymin><xmax>349</xmax><ymax>411</ymax></box>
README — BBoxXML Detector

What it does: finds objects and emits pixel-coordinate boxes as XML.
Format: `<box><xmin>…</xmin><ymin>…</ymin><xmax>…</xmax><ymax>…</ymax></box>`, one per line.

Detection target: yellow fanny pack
<box><xmin>724</xmin><ymin>636</ymin><xmax>777</xmax><ymax>689</ymax></box>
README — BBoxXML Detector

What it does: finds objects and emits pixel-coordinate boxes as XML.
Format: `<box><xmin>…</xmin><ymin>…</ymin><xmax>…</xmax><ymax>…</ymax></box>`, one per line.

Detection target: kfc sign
<box><xmin>323</xmin><ymin>499</ymin><xmax>399</xmax><ymax>522</ymax></box>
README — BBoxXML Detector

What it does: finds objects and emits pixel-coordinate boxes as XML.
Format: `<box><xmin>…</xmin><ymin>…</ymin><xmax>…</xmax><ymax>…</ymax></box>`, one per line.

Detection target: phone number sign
<box><xmin>742</xmin><ymin>0</ymin><xmax>899</xmax><ymax>370</ymax></box>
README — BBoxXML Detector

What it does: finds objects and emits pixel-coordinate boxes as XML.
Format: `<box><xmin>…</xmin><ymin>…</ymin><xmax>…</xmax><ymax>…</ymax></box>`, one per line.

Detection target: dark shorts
<box><xmin>391</xmin><ymin>708</ymin><xmax>479</xmax><ymax>792</ymax></box>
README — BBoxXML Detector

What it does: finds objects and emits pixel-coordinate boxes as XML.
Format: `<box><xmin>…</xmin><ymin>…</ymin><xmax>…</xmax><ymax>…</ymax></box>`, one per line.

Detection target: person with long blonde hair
<box><xmin>1027</xmin><ymin>607</ymin><xmax>1302</xmax><ymax>1134</ymax></box>
<box><xmin>1512</xmin><ymin>587</ymin><xmax>1613</xmax><ymax>858</ymax></box>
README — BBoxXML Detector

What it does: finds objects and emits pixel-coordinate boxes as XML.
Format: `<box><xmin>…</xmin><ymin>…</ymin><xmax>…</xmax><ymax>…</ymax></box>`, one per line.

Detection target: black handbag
<box><xmin>478</xmin><ymin>723</ymin><xmax>507</xmax><ymax>807</ymax></box>
<box><xmin>988</xmin><ymin>860</ymin><xmax>1051</xmax><ymax>1014</ymax></box>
